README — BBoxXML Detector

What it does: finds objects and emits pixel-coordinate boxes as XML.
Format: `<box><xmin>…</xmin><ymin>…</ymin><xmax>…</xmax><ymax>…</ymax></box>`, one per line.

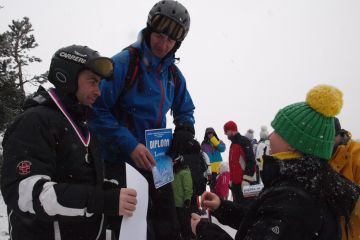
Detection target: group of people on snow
<box><xmin>1</xmin><ymin>1</ymin><xmax>359</xmax><ymax>240</ymax></box>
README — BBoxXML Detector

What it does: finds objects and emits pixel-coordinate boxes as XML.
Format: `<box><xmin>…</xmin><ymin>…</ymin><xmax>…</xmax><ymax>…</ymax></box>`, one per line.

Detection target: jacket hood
<box><xmin>262</xmin><ymin>154</ymin><xmax>360</xmax><ymax>219</ymax></box>
<box><xmin>23</xmin><ymin>86</ymin><xmax>53</xmax><ymax>110</ymax></box>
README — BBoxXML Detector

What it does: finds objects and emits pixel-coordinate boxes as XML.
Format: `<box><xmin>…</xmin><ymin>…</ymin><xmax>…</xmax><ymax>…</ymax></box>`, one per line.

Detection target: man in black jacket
<box><xmin>223</xmin><ymin>120</ymin><xmax>256</xmax><ymax>204</ymax></box>
<box><xmin>1</xmin><ymin>45</ymin><xmax>137</xmax><ymax>240</ymax></box>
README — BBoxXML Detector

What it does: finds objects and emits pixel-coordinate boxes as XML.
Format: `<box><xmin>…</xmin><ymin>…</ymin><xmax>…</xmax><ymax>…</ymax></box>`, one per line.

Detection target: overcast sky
<box><xmin>1</xmin><ymin>0</ymin><xmax>359</xmax><ymax>145</ymax></box>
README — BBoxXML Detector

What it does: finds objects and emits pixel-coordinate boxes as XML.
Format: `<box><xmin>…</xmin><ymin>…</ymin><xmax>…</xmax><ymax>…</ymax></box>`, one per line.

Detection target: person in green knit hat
<box><xmin>190</xmin><ymin>84</ymin><xmax>360</xmax><ymax>240</ymax></box>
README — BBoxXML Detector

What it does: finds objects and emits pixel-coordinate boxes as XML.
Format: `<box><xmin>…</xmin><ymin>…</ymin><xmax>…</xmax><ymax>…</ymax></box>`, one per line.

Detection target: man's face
<box><xmin>269</xmin><ymin>131</ymin><xmax>293</xmax><ymax>154</ymax></box>
<box><xmin>150</xmin><ymin>32</ymin><xmax>177</xmax><ymax>58</ymax></box>
<box><xmin>224</xmin><ymin>130</ymin><xmax>232</xmax><ymax>140</ymax></box>
<box><xmin>76</xmin><ymin>70</ymin><xmax>101</xmax><ymax>106</ymax></box>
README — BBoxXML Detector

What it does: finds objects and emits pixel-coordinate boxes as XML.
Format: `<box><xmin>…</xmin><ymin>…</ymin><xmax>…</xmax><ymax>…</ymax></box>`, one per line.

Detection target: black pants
<box><xmin>176</xmin><ymin>207</ymin><xmax>192</xmax><ymax>240</ymax></box>
<box><xmin>209</xmin><ymin>172</ymin><xmax>218</xmax><ymax>191</ymax></box>
<box><xmin>231</xmin><ymin>183</ymin><xmax>244</xmax><ymax>204</ymax></box>
<box><xmin>105</xmin><ymin>161</ymin><xmax>181</xmax><ymax>240</ymax></box>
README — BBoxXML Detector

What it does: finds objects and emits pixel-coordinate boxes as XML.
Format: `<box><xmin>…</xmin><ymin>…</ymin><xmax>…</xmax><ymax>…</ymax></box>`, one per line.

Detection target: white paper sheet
<box><xmin>119</xmin><ymin>163</ymin><xmax>148</xmax><ymax>240</ymax></box>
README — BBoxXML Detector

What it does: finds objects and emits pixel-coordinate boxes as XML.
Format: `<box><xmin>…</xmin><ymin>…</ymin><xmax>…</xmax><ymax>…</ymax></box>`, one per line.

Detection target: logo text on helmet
<box><xmin>59</xmin><ymin>51</ymin><xmax>87</xmax><ymax>64</ymax></box>
<box><xmin>74</xmin><ymin>50</ymin><xmax>88</xmax><ymax>57</ymax></box>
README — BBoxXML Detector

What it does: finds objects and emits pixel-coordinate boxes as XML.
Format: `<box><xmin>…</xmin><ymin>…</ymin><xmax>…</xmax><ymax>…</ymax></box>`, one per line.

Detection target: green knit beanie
<box><xmin>271</xmin><ymin>85</ymin><xmax>343</xmax><ymax>160</ymax></box>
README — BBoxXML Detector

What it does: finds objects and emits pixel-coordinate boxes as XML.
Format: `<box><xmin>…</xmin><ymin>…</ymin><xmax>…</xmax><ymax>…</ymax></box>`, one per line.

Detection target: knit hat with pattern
<box><xmin>271</xmin><ymin>85</ymin><xmax>343</xmax><ymax>160</ymax></box>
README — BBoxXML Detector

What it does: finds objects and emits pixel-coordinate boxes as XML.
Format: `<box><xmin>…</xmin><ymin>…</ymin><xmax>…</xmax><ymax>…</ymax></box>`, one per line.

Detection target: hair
<box><xmin>202</xmin><ymin>127</ymin><xmax>219</xmax><ymax>144</ymax></box>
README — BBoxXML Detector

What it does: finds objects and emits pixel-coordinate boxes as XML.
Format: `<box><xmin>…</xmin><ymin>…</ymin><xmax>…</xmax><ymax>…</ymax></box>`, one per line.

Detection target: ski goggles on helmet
<box><xmin>150</xmin><ymin>15</ymin><xmax>186</xmax><ymax>42</ymax></box>
<box><xmin>85</xmin><ymin>57</ymin><xmax>114</xmax><ymax>79</ymax></box>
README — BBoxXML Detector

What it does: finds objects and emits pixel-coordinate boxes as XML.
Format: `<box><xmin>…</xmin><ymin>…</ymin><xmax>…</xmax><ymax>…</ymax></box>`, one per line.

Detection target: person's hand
<box><xmin>243</xmin><ymin>173</ymin><xmax>257</xmax><ymax>182</ymax></box>
<box><xmin>130</xmin><ymin>143</ymin><xmax>156</xmax><ymax>170</ymax></box>
<box><xmin>201</xmin><ymin>191</ymin><xmax>221</xmax><ymax>211</ymax></box>
<box><xmin>191</xmin><ymin>213</ymin><xmax>201</xmax><ymax>235</ymax></box>
<box><xmin>119</xmin><ymin>188</ymin><xmax>137</xmax><ymax>217</ymax></box>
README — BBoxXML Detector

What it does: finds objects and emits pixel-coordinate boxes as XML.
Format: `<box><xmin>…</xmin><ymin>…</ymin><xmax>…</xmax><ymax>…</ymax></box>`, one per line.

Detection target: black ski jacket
<box><xmin>1</xmin><ymin>87</ymin><xmax>120</xmax><ymax>240</ymax></box>
<box><xmin>195</xmin><ymin>154</ymin><xmax>360</xmax><ymax>240</ymax></box>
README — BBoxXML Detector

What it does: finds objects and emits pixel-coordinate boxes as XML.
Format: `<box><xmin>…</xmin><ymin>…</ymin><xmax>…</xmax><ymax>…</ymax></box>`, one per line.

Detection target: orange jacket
<box><xmin>329</xmin><ymin>131</ymin><xmax>360</xmax><ymax>240</ymax></box>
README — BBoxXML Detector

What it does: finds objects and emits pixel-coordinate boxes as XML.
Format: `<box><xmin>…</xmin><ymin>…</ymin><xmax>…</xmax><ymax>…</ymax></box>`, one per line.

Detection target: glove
<box><xmin>174</xmin><ymin>123</ymin><xmax>195</xmax><ymax>136</ymax></box>
<box><xmin>169</xmin><ymin>128</ymin><xmax>195</xmax><ymax>158</ymax></box>
<box><xmin>184</xmin><ymin>199</ymin><xmax>191</xmax><ymax>208</ymax></box>
<box><xmin>243</xmin><ymin>173</ymin><xmax>257</xmax><ymax>183</ymax></box>
<box><xmin>170</xmin><ymin>129</ymin><xmax>196</xmax><ymax>157</ymax></box>
<box><xmin>209</xmin><ymin>136</ymin><xmax>220</xmax><ymax>146</ymax></box>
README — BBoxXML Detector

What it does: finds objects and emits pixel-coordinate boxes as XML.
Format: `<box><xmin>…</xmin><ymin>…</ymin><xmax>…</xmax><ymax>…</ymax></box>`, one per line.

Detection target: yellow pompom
<box><xmin>306</xmin><ymin>84</ymin><xmax>343</xmax><ymax>117</ymax></box>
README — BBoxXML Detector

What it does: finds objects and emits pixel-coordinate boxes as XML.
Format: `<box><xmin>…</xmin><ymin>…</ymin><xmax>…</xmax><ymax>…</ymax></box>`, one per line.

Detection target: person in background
<box><xmin>191</xmin><ymin>84</ymin><xmax>360</xmax><ymax>240</ymax></box>
<box><xmin>255</xmin><ymin>125</ymin><xmax>271</xmax><ymax>176</ymax></box>
<box><xmin>223</xmin><ymin>121</ymin><xmax>256</xmax><ymax>204</ymax></box>
<box><xmin>245</xmin><ymin>128</ymin><xmax>257</xmax><ymax>154</ymax></box>
<box><xmin>0</xmin><ymin>45</ymin><xmax>137</xmax><ymax>240</ymax></box>
<box><xmin>172</xmin><ymin>156</ymin><xmax>193</xmax><ymax>240</ymax></box>
<box><xmin>89</xmin><ymin>1</ymin><xmax>195</xmax><ymax>239</ymax></box>
<box><xmin>329</xmin><ymin>117</ymin><xmax>360</xmax><ymax>240</ymax></box>
<box><xmin>169</xmin><ymin>130</ymin><xmax>208</xmax><ymax>216</ymax></box>
<box><xmin>213</xmin><ymin>162</ymin><xmax>230</xmax><ymax>200</ymax></box>
<box><xmin>201</xmin><ymin>127</ymin><xmax>226</xmax><ymax>191</ymax></box>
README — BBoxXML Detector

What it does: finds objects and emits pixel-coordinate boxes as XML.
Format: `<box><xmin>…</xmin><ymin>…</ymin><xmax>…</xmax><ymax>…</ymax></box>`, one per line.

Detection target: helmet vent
<box><xmin>55</xmin><ymin>71</ymin><xmax>67</xmax><ymax>83</ymax></box>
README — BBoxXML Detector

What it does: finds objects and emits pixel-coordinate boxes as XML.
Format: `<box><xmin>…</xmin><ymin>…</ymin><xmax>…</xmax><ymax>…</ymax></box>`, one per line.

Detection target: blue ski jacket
<box><xmin>90</xmin><ymin>30</ymin><xmax>195</xmax><ymax>164</ymax></box>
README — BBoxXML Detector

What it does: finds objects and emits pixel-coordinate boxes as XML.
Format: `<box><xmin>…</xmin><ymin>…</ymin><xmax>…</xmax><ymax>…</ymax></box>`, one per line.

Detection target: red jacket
<box><xmin>213</xmin><ymin>171</ymin><xmax>230</xmax><ymax>199</ymax></box>
<box><xmin>229</xmin><ymin>143</ymin><xmax>246</xmax><ymax>184</ymax></box>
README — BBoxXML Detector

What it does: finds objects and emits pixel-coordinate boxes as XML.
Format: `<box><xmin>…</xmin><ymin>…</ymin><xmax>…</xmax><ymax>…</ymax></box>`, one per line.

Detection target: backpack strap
<box><xmin>169</xmin><ymin>64</ymin><xmax>180</xmax><ymax>97</ymax></box>
<box><xmin>120</xmin><ymin>46</ymin><xmax>180</xmax><ymax>97</ymax></box>
<box><xmin>115</xmin><ymin>47</ymin><xmax>180</xmax><ymax>130</ymax></box>
<box><xmin>120</xmin><ymin>46</ymin><xmax>142</xmax><ymax>97</ymax></box>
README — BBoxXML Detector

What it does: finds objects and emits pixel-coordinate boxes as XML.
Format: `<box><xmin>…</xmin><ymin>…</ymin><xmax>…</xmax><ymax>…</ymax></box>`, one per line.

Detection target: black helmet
<box><xmin>48</xmin><ymin>45</ymin><xmax>114</xmax><ymax>94</ymax></box>
<box><xmin>147</xmin><ymin>0</ymin><xmax>190</xmax><ymax>42</ymax></box>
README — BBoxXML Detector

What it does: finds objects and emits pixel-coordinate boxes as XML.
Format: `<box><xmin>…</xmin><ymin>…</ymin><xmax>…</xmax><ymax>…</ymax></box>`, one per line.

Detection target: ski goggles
<box><xmin>85</xmin><ymin>57</ymin><xmax>114</xmax><ymax>79</ymax></box>
<box><xmin>150</xmin><ymin>15</ymin><xmax>186</xmax><ymax>42</ymax></box>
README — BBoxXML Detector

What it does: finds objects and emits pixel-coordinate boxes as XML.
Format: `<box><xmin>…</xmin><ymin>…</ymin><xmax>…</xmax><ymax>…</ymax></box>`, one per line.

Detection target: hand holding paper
<box><xmin>119</xmin><ymin>188</ymin><xmax>137</xmax><ymax>217</ymax></box>
<box><xmin>130</xmin><ymin>143</ymin><xmax>156</xmax><ymax>170</ymax></box>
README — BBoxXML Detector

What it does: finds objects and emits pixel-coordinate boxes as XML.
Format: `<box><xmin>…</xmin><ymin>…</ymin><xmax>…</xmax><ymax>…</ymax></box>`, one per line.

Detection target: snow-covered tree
<box><xmin>0</xmin><ymin>17</ymin><xmax>45</xmax><ymax>131</ymax></box>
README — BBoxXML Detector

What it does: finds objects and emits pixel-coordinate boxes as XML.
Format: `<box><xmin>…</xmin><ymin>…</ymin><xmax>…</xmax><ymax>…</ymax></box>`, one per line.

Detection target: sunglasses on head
<box><xmin>86</xmin><ymin>57</ymin><xmax>114</xmax><ymax>79</ymax></box>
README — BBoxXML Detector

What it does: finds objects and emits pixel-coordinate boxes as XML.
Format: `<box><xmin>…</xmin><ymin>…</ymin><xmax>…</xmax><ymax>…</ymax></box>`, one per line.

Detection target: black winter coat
<box><xmin>195</xmin><ymin>154</ymin><xmax>359</xmax><ymax>240</ymax></box>
<box><xmin>0</xmin><ymin>87</ymin><xmax>120</xmax><ymax>240</ymax></box>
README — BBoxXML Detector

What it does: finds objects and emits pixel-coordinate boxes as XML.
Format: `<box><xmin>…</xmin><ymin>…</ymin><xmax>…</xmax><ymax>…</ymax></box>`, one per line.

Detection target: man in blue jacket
<box><xmin>90</xmin><ymin>1</ymin><xmax>195</xmax><ymax>239</ymax></box>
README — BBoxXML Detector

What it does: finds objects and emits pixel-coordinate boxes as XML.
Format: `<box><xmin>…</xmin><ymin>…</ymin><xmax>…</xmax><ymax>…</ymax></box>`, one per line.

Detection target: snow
<box><xmin>0</xmin><ymin>193</ymin><xmax>8</xmax><ymax>240</ymax></box>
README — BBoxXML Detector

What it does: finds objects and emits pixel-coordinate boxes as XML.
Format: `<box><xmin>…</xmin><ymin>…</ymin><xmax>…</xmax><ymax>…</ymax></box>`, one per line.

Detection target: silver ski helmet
<box><xmin>147</xmin><ymin>0</ymin><xmax>190</xmax><ymax>42</ymax></box>
<box><xmin>48</xmin><ymin>45</ymin><xmax>114</xmax><ymax>94</ymax></box>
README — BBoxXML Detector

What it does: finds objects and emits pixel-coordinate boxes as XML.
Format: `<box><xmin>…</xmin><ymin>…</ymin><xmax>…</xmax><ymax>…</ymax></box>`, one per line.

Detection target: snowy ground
<box><xmin>0</xmin><ymin>192</ymin><xmax>236</xmax><ymax>240</ymax></box>
<box><xmin>0</xmin><ymin>193</ymin><xmax>9</xmax><ymax>240</ymax></box>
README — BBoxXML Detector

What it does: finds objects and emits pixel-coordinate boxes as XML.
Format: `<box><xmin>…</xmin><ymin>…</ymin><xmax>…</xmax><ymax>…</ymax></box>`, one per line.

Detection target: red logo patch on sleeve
<box><xmin>17</xmin><ymin>160</ymin><xmax>32</xmax><ymax>175</ymax></box>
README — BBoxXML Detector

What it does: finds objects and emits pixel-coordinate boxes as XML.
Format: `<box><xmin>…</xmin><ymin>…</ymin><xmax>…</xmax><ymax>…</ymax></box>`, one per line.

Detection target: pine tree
<box><xmin>0</xmin><ymin>17</ymin><xmax>43</xmax><ymax>131</ymax></box>
<box><xmin>4</xmin><ymin>17</ymin><xmax>44</xmax><ymax>95</ymax></box>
